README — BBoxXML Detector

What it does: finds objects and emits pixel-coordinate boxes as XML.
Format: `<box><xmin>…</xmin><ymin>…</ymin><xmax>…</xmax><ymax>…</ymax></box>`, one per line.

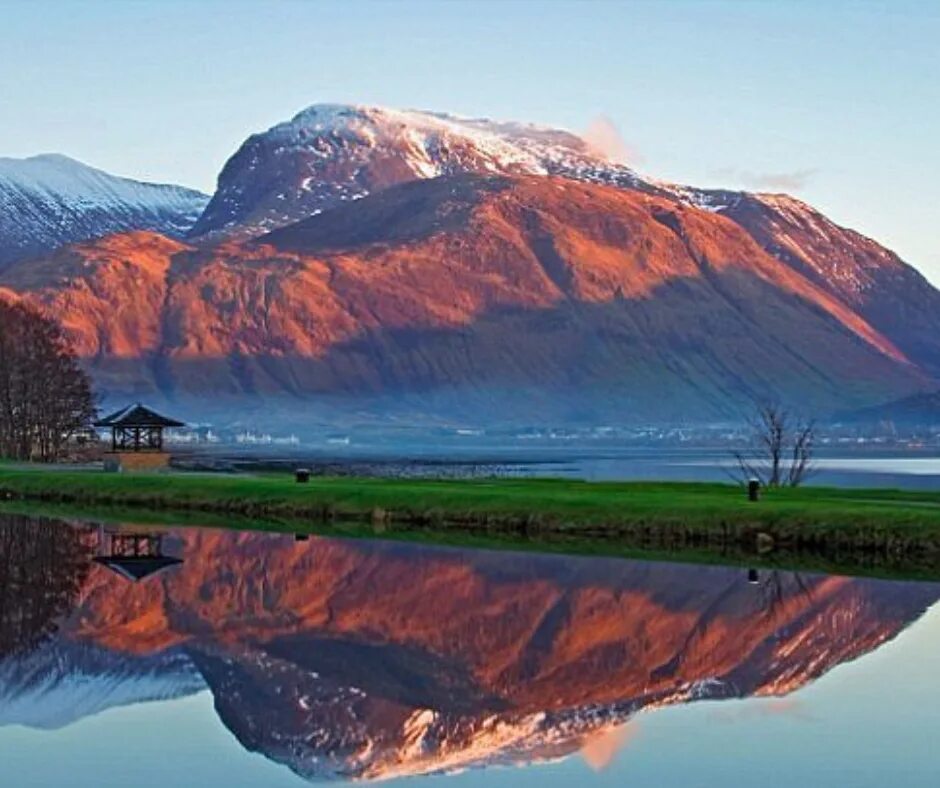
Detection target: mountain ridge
<box><xmin>190</xmin><ymin>103</ymin><xmax>661</xmax><ymax>239</ymax></box>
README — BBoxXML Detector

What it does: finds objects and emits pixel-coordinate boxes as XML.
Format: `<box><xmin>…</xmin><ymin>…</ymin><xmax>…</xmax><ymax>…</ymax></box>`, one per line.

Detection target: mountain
<box><xmin>185</xmin><ymin>103</ymin><xmax>927</xmax><ymax>281</ymax></box>
<box><xmin>1</xmin><ymin>174</ymin><xmax>928</xmax><ymax>421</ymax></box>
<box><xmin>0</xmin><ymin>153</ymin><xmax>208</xmax><ymax>269</ymax></box>
<box><xmin>190</xmin><ymin>104</ymin><xmax>940</xmax><ymax>382</ymax></box>
<box><xmin>835</xmin><ymin>390</ymin><xmax>940</xmax><ymax>427</ymax></box>
<box><xmin>3</xmin><ymin>104</ymin><xmax>940</xmax><ymax>422</ymax></box>
<box><xmin>2</xmin><ymin>523</ymin><xmax>937</xmax><ymax>781</ymax></box>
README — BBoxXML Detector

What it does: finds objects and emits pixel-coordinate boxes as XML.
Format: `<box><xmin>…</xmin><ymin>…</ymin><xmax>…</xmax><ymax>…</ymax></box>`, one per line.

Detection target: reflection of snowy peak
<box><xmin>3</xmin><ymin>524</ymin><xmax>938</xmax><ymax>783</ymax></box>
<box><xmin>0</xmin><ymin>641</ymin><xmax>204</xmax><ymax>730</ymax></box>
<box><xmin>0</xmin><ymin>153</ymin><xmax>208</xmax><ymax>268</ymax></box>
<box><xmin>190</xmin><ymin>639</ymin><xmax>624</xmax><ymax>782</ymax></box>
<box><xmin>194</xmin><ymin>622</ymin><xmax>865</xmax><ymax>785</ymax></box>
<box><xmin>182</xmin><ymin>569</ymin><xmax>937</xmax><ymax>783</ymax></box>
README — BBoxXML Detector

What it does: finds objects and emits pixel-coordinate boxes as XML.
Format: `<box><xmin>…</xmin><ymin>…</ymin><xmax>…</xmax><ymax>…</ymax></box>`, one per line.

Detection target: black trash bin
<box><xmin>295</xmin><ymin>468</ymin><xmax>311</xmax><ymax>483</ymax></box>
<box><xmin>747</xmin><ymin>478</ymin><xmax>761</xmax><ymax>502</ymax></box>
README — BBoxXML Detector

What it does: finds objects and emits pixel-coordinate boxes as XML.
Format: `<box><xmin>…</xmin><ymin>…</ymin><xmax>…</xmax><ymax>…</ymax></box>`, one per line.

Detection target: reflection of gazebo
<box><xmin>95</xmin><ymin>403</ymin><xmax>184</xmax><ymax>472</ymax></box>
<box><xmin>94</xmin><ymin>528</ymin><xmax>183</xmax><ymax>582</ymax></box>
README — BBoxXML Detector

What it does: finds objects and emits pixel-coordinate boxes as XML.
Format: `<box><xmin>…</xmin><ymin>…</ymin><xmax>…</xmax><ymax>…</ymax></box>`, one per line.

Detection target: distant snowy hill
<box><xmin>0</xmin><ymin>153</ymin><xmax>208</xmax><ymax>269</ymax></box>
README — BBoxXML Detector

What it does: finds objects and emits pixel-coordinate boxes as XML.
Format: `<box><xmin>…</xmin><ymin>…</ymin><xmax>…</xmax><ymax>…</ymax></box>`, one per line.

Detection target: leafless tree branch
<box><xmin>729</xmin><ymin>401</ymin><xmax>817</xmax><ymax>488</ymax></box>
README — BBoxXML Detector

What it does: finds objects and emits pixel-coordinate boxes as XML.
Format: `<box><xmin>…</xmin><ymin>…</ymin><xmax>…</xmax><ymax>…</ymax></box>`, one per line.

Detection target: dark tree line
<box><xmin>0</xmin><ymin>514</ymin><xmax>95</xmax><ymax>659</ymax></box>
<box><xmin>0</xmin><ymin>301</ymin><xmax>96</xmax><ymax>461</ymax></box>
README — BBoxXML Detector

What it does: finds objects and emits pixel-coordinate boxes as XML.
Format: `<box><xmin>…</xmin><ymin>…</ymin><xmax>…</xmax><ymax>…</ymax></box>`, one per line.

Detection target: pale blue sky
<box><xmin>1</xmin><ymin>0</ymin><xmax>938</xmax><ymax>281</ymax></box>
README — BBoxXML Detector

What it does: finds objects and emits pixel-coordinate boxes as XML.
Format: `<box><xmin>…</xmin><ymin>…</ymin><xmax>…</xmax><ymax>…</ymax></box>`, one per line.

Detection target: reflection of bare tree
<box><xmin>649</xmin><ymin>569</ymin><xmax>816</xmax><ymax>683</ymax></box>
<box><xmin>0</xmin><ymin>514</ymin><xmax>94</xmax><ymax>658</ymax></box>
<box><xmin>750</xmin><ymin>570</ymin><xmax>814</xmax><ymax>621</ymax></box>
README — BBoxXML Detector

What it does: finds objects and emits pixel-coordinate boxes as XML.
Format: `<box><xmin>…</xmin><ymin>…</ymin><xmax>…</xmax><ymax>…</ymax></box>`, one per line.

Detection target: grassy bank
<box><xmin>5</xmin><ymin>494</ymin><xmax>939</xmax><ymax>582</ymax></box>
<box><xmin>2</xmin><ymin>465</ymin><xmax>940</xmax><ymax>570</ymax></box>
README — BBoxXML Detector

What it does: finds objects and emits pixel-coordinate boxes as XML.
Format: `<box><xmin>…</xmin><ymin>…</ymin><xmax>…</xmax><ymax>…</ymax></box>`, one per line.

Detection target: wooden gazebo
<box><xmin>96</xmin><ymin>403</ymin><xmax>185</xmax><ymax>472</ymax></box>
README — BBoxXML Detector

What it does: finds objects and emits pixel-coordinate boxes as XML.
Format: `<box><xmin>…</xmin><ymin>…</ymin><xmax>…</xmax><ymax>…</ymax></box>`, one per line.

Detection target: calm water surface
<box><xmin>0</xmin><ymin>512</ymin><xmax>938</xmax><ymax>786</ymax></box>
<box><xmin>188</xmin><ymin>443</ymin><xmax>940</xmax><ymax>489</ymax></box>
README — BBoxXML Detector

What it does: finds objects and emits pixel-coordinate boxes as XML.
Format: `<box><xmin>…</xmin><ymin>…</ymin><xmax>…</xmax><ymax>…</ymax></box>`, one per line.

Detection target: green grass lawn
<box><xmin>2</xmin><ymin>464</ymin><xmax>940</xmax><ymax>532</ymax></box>
<box><xmin>3</xmin><ymin>464</ymin><xmax>940</xmax><ymax>579</ymax></box>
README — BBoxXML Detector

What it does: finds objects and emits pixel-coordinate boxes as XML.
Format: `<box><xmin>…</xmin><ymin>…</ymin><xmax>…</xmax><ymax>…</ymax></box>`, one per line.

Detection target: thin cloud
<box><xmin>583</xmin><ymin>115</ymin><xmax>641</xmax><ymax>165</ymax></box>
<box><xmin>712</xmin><ymin>166</ymin><xmax>819</xmax><ymax>193</ymax></box>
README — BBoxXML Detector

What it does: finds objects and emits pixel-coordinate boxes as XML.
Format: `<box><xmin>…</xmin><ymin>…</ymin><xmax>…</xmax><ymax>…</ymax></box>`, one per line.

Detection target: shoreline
<box><xmin>2</xmin><ymin>466</ymin><xmax>940</xmax><ymax>578</ymax></box>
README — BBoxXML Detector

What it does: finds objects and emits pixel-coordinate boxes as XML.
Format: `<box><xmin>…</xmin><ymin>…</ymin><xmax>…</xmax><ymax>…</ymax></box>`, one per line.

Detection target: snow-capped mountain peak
<box><xmin>0</xmin><ymin>153</ymin><xmax>209</xmax><ymax>269</ymax></box>
<box><xmin>0</xmin><ymin>153</ymin><xmax>197</xmax><ymax>206</ymax></box>
<box><xmin>0</xmin><ymin>641</ymin><xmax>203</xmax><ymax>731</ymax></box>
<box><xmin>190</xmin><ymin>102</ymin><xmax>655</xmax><ymax>238</ymax></box>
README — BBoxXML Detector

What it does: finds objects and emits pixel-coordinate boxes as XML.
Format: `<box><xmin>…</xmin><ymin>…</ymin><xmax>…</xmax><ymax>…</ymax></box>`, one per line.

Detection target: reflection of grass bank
<box><xmin>1</xmin><ymin>466</ymin><xmax>940</xmax><ymax>578</ymax></box>
<box><xmin>3</xmin><ymin>498</ymin><xmax>939</xmax><ymax>583</ymax></box>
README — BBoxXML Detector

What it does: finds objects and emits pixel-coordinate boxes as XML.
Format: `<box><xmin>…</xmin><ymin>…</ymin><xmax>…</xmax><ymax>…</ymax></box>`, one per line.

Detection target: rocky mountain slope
<box><xmin>2</xmin><ymin>174</ymin><xmax>928</xmax><ymax>420</ymax></box>
<box><xmin>716</xmin><ymin>190</ymin><xmax>940</xmax><ymax>379</ymax></box>
<box><xmin>2</xmin><ymin>524</ymin><xmax>936</xmax><ymax>781</ymax></box>
<box><xmin>0</xmin><ymin>153</ymin><xmax>208</xmax><ymax>270</ymax></box>
<box><xmin>189</xmin><ymin>104</ymin><xmax>940</xmax><ymax>385</ymax></box>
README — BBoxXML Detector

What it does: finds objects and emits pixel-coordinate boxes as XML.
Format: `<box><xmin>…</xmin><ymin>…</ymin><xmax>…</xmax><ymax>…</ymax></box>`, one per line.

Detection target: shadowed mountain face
<box><xmin>717</xmin><ymin>191</ymin><xmax>940</xmax><ymax>379</ymax></box>
<box><xmin>1</xmin><ymin>175</ymin><xmax>930</xmax><ymax>421</ymax></box>
<box><xmin>0</xmin><ymin>516</ymin><xmax>936</xmax><ymax>782</ymax></box>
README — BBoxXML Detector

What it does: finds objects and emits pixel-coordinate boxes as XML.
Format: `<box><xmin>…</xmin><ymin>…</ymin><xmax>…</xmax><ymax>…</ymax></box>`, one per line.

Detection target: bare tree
<box><xmin>0</xmin><ymin>301</ymin><xmax>96</xmax><ymax>462</ymax></box>
<box><xmin>731</xmin><ymin>402</ymin><xmax>816</xmax><ymax>487</ymax></box>
<box><xmin>786</xmin><ymin>420</ymin><xmax>815</xmax><ymax>487</ymax></box>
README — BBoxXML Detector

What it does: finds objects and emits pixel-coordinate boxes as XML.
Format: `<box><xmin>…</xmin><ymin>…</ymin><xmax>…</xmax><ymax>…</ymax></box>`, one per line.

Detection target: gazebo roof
<box><xmin>95</xmin><ymin>403</ymin><xmax>185</xmax><ymax>429</ymax></box>
<box><xmin>93</xmin><ymin>555</ymin><xmax>184</xmax><ymax>582</ymax></box>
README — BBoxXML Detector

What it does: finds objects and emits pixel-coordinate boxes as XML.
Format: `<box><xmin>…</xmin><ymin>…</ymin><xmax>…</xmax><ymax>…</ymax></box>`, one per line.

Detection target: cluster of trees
<box><xmin>0</xmin><ymin>301</ymin><xmax>96</xmax><ymax>462</ymax></box>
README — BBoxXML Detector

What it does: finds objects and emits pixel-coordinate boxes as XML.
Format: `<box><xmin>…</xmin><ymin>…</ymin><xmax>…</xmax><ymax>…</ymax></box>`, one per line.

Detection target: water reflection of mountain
<box><xmin>1</xmin><ymin>517</ymin><xmax>938</xmax><ymax>782</ymax></box>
